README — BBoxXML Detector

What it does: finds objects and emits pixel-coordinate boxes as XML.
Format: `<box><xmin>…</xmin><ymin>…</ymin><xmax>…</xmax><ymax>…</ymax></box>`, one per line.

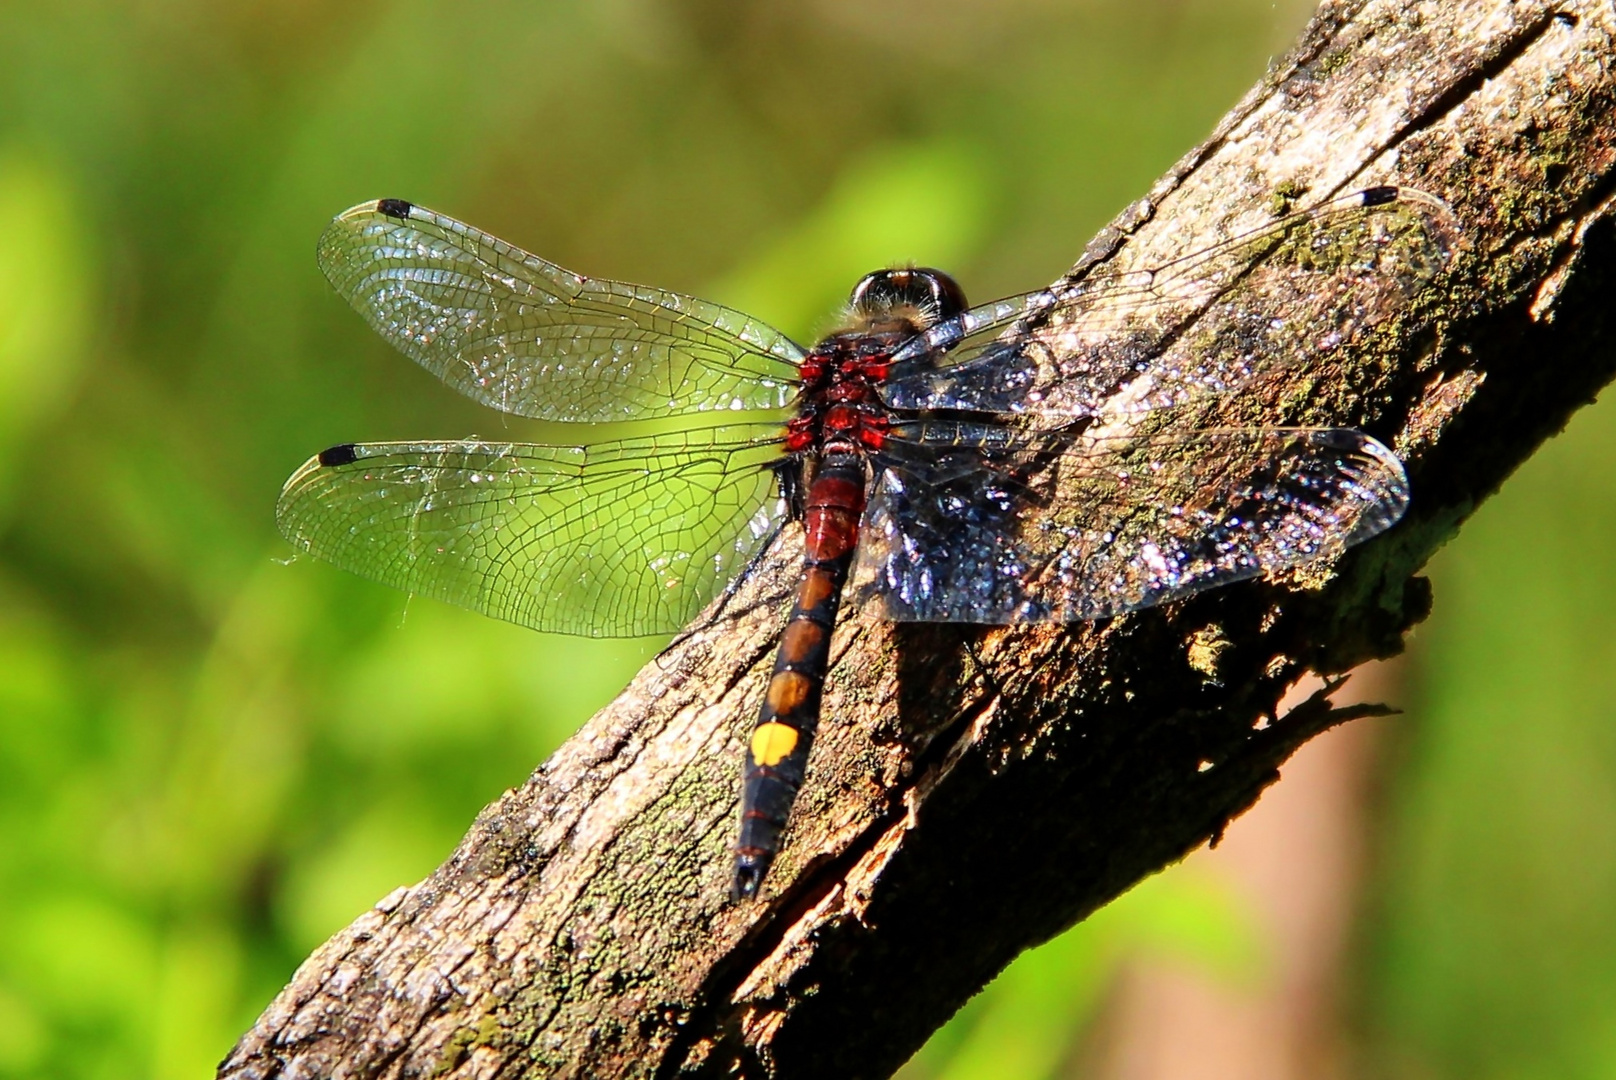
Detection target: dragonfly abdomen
<box><xmin>733</xmin><ymin>455</ymin><xmax>867</xmax><ymax>900</ymax></box>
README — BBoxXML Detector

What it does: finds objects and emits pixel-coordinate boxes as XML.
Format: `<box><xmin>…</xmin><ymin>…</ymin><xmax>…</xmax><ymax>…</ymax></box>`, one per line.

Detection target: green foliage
<box><xmin>1363</xmin><ymin>396</ymin><xmax>1616</xmax><ymax>1080</ymax></box>
<box><xmin>902</xmin><ymin>868</ymin><xmax>1267</xmax><ymax>1080</ymax></box>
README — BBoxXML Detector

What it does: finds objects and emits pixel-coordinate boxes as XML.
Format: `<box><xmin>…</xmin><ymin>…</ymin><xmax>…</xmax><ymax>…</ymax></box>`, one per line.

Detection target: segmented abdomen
<box><xmin>732</xmin><ymin>455</ymin><xmax>866</xmax><ymax>900</ymax></box>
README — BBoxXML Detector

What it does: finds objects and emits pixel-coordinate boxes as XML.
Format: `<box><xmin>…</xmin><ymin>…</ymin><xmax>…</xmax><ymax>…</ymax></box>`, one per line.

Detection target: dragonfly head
<box><xmin>848</xmin><ymin>267</ymin><xmax>968</xmax><ymax>331</ymax></box>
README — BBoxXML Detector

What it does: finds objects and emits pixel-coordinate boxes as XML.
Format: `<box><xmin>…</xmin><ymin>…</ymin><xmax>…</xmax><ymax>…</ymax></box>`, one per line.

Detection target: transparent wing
<box><xmin>880</xmin><ymin>186</ymin><xmax>1458</xmax><ymax>418</ymax></box>
<box><xmin>276</xmin><ymin>424</ymin><xmax>787</xmax><ymax>637</ymax></box>
<box><xmin>851</xmin><ymin>424</ymin><xmax>1408</xmax><ymax>623</ymax></box>
<box><xmin>318</xmin><ymin>200</ymin><xmax>804</xmax><ymax>422</ymax></box>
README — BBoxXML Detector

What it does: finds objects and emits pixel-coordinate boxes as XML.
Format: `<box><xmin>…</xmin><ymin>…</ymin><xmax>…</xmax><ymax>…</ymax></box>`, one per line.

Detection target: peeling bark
<box><xmin>221</xmin><ymin>1</ymin><xmax>1616</xmax><ymax>1077</ymax></box>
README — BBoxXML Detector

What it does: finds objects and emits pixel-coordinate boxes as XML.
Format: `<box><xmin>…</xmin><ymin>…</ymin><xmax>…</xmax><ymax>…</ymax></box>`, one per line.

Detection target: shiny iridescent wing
<box><xmin>276</xmin><ymin>425</ymin><xmax>786</xmax><ymax>637</ymax></box>
<box><xmin>851</xmin><ymin>425</ymin><xmax>1408</xmax><ymax>623</ymax></box>
<box><xmin>318</xmin><ymin>200</ymin><xmax>803</xmax><ymax>422</ymax></box>
<box><xmin>880</xmin><ymin>186</ymin><xmax>1457</xmax><ymax>419</ymax></box>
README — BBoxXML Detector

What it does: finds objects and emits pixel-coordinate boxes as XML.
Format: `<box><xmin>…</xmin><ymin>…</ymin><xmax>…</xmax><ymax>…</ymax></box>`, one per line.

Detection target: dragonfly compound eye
<box><xmin>849</xmin><ymin>268</ymin><xmax>969</xmax><ymax>328</ymax></box>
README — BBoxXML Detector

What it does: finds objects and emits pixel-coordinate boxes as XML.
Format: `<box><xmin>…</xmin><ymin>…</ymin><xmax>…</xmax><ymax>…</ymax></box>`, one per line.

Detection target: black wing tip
<box><xmin>317</xmin><ymin>443</ymin><xmax>360</xmax><ymax>467</ymax></box>
<box><xmin>376</xmin><ymin>198</ymin><xmax>415</xmax><ymax>220</ymax></box>
<box><xmin>1361</xmin><ymin>185</ymin><xmax>1401</xmax><ymax>207</ymax></box>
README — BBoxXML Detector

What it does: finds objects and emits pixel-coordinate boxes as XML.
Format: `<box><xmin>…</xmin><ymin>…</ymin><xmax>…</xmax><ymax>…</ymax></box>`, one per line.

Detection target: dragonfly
<box><xmin>277</xmin><ymin>185</ymin><xmax>1457</xmax><ymax>900</ymax></box>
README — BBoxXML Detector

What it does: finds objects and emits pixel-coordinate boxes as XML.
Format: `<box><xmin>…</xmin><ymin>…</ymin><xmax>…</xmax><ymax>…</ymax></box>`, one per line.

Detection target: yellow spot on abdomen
<box><xmin>750</xmin><ymin>722</ymin><xmax>800</xmax><ymax>767</ymax></box>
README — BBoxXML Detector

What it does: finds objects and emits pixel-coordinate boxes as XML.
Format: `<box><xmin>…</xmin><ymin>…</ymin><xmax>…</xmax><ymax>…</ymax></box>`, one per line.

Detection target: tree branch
<box><xmin>220</xmin><ymin>1</ymin><xmax>1616</xmax><ymax>1076</ymax></box>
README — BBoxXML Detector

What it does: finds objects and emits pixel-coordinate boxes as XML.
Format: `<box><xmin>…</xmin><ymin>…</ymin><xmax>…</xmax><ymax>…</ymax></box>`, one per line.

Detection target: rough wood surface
<box><xmin>220</xmin><ymin>1</ymin><xmax>1616</xmax><ymax>1077</ymax></box>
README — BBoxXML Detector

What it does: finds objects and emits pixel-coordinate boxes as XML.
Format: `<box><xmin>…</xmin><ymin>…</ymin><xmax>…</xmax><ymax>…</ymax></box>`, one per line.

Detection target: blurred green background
<box><xmin>3</xmin><ymin>0</ymin><xmax>1615</xmax><ymax>1077</ymax></box>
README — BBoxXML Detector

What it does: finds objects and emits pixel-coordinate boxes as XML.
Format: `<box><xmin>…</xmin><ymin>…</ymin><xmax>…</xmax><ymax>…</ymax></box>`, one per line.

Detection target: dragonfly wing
<box><xmin>319</xmin><ymin>200</ymin><xmax>804</xmax><ymax>422</ymax></box>
<box><xmin>880</xmin><ymin>186</ymin><xmax>1458</xmax><ymax>418</ymax></box>
<box><xmin>277</xmin><ymin>424</ymin><xmax>787</xmax><ymax>637</ymax></box>
<box><xmin>851</xmin><ymin>426</ymin><xmax>1408</xmax><ymax>623</ymax></box>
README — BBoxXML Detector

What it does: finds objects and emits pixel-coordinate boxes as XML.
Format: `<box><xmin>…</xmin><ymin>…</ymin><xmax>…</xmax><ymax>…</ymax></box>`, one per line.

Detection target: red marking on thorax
<box><xmin>791</xmin><ymin>336</ymin><xmax>899</xmax><ymax>461</ymax></box>
<box><xmin>785</xmin><ymin>415</ymin><xmax>815</xmax><ymax>453</ymax></box>
<box><xmin>824</xmin><ymin>405</ymin><xmax>858</xmax><ymax>431</ymax></box>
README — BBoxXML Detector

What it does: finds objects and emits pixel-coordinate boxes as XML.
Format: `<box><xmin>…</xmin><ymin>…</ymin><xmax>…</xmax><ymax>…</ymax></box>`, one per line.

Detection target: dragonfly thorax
<box><xmin>789</xmin><ymin>331</ymin><xmax>908</xmax><ymax>456</ymax></box>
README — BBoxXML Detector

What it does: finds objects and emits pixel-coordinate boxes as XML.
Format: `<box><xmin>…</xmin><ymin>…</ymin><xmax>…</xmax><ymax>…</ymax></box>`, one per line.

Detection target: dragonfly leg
<box><xmin>961</xmin><ymin>633</ymin><xmax>1006</xmax><ymax>702</ymax></box>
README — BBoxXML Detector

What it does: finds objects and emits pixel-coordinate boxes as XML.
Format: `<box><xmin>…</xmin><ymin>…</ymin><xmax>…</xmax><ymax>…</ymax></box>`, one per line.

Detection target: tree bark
<box><xmin>220</xmin><ymin>1</ymin><xmax>1616</xmax><ymax>1077</ymax></box>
